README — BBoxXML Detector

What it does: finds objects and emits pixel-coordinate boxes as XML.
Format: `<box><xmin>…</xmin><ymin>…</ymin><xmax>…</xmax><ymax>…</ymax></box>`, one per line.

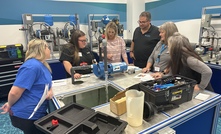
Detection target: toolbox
<box><xmin>139</xmin><ymin>75</ymin><xmax>197</xmax><ymax>106</ymax></box>
<box><xmin>0</xmin><ymin>44</ymin><xmax>24</xmax><ymax>98</ymax></box>
<box><xmin>34</xmin><ymin>103</ymin><xmax>127</xmax><ymax>134</ymax></box>
<box><xmin>0</xmin><ymin>44</ymin><xmax>24</xmax><ymax>59</ymax></box>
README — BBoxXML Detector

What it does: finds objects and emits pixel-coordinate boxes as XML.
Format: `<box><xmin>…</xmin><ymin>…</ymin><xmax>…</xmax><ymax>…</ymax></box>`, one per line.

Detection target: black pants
<box><xmin>10</xmin><ymin>115</ymin><xmax>44</xmax><ymax>134</ymax></box>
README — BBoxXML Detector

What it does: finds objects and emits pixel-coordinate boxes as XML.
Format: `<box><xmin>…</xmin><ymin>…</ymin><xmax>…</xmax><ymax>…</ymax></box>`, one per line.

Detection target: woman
<box><xmin>105</xmin><ymin>22</ymin><xmax>129</xmax><ymax>65</ymax></box>
<box><xmin>59</xmin><ymin>30</ymin><xmax>96</xmax><ymax>79</ymax></box>
<box><xmin>142</xmin><ymin>21</ymin><xmax>178</xmax><ymax>73</ymax></box>
<box><xmin>1</xmin><ymin>39</ymin><xmax>53</xmax><ymax>134</ymax></box>
<box><xmin>152</xmin><ymin>32</ymin><xmax>213</xmax><ymax>91</ymax></box>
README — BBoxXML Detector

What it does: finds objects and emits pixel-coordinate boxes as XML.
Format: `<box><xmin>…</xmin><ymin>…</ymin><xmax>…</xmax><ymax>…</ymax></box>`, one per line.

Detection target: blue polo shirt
<box><xmin>11</xmin><ymin>58</ymin><xmax>52</xmax><ymax>120</ymax></box>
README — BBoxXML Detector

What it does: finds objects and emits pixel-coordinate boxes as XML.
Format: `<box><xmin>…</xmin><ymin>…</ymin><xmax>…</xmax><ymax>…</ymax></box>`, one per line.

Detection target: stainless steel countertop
<box><xmin>52</xmin><ymin>68</ymin><xmax>142</xmax><ymax>98</ymax></box>
<box><xmin>52</xmin><ymin>68</ymin><xmax>221</xmax><ymax>134</ymax></box>
<box><xmin>95</xmin><ymin>90</ymin><xmax>219</xmax><ymax>134</ymax></box>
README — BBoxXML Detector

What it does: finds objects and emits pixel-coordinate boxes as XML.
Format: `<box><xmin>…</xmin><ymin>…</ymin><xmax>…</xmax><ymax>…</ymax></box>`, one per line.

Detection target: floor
<box><xmin>1</xmin><ymin>97</ymin><xmax>221</xmax><ymax>134</ymax></box>
<box><xmin>0</xmin><ymin>98</ymin><xmax>23</xmax><ymax>134</ymax></box>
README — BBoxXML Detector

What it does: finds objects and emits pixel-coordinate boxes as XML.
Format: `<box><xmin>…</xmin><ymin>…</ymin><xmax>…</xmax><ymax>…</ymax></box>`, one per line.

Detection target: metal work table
<box><xmin>95</xmin><ymin>90</ymin><xmax>220</xmax><ymax>134</ymax></box>
<box><xmin>51</xmin><ymin>70</ymin><xmax>221</xmax><ymax>134</ymax></box>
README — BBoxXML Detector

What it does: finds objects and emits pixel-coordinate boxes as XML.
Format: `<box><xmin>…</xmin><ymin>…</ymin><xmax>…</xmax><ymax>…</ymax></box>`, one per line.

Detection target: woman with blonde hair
<box><xmin>1</xmin><ymin>39</ymin><xmax>53</xmax><ymax>134</ymax></box>
<box><xmin>104</xmin><ymin>21</ymin><xmax>129</xmax><ymax>64</ymax></box>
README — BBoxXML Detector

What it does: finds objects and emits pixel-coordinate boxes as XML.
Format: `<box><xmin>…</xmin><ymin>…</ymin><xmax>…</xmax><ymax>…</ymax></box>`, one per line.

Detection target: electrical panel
<box><xmin>201</xmin><ymin>14</ymin><xmax>212</xmax><ymax>28</ymax></box>
<box><xmin>22</xmin><ymin>14</ymin><xmax>33</xmax><ymax>25</ymax></box>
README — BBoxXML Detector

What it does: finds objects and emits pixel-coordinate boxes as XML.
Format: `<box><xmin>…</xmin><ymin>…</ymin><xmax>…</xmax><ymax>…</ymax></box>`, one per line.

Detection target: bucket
<box><xmin>126</xmin><ymin>90</ymin><xmax>144</xmax><ymax>127</ymax></box>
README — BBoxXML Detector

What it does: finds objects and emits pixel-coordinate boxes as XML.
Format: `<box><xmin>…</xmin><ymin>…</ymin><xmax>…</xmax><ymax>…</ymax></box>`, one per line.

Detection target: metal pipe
<box><xmin>102</xmin><ymin>39</ymin><xmax>109</xmax><ymax>102</ymax></box>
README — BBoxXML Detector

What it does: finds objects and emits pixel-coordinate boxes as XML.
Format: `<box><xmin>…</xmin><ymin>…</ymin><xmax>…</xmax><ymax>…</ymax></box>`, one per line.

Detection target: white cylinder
<box><xmin>126</xmin><ymin>89</ymin><xmax>144</xmax><ymax>127</ymax></box>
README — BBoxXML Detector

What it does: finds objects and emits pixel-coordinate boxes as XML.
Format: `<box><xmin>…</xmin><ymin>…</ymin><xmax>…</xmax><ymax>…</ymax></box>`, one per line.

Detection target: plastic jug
<box><xmin>126</xmin><ymin>90</ymin><xmax>144</xmax><ymax>127</ymax></box>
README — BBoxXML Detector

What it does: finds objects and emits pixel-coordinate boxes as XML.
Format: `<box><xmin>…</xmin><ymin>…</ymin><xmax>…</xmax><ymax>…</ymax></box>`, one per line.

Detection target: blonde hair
<box><xmin>105</xmin><ymin>22</ymin><xmax>118</xmax><ymax>40</ymax></box>
<box><xmin>25</xmin><ymin>39</ymin><xmax>52</xmax><ymax>72</ymax></box>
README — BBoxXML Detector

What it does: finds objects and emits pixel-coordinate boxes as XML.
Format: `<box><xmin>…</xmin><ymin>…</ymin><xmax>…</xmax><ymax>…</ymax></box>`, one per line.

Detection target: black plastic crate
<box><xmin>34</xmin><ymin>103</ymin><xmax>95</xmax><ymax>134</ymax></box>
<box><xmin>35</xmin><ymin>103</ymin><xmax>127</xmax><ymax>134</ymax></box>
<box><xmin>66</xmin><ymin>111</ymin><xmax>127</xmax><ymax>134</ymax></box>
<box><xmin>139</xmin><ymin>75</ymin><xmax>197</xmax><ymax>106</ymax></box>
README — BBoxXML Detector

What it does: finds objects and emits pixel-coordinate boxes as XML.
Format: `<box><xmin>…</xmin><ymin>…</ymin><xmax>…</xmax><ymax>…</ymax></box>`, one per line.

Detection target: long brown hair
<box><xmin>168</xmin><ymin>32</ymin><xmax>202</xmax><ymax>75</ymax></box>
<box><xmin>64</xmin><ymin>30</ymin><xmax>85</xmax><ymax>64</ymax></box>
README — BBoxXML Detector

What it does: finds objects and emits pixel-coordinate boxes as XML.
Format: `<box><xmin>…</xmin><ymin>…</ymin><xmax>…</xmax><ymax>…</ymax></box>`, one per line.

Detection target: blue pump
<box><xmin>92</xmin><ymin>62</ymin><xmax>128</xmax><ymax>79</ymax></box>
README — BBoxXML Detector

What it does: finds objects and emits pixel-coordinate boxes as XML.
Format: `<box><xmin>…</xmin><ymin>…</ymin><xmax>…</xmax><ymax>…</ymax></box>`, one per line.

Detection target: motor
<box><xmin>92</xmin><ymin>62</ymin><xmax>128</xmax><ymax>79</ymax></box>
<box><xmin>70</xmin><ymin>62</ymin><xmax>128</xmax><ymax>84</ymax></box>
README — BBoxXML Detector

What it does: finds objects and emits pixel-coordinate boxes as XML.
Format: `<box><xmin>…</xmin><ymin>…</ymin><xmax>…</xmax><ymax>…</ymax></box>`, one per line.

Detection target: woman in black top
<box><xmin>59</xmin><ymin>30</ymin><xmax>95</xmax><ymax>78</ymax></box>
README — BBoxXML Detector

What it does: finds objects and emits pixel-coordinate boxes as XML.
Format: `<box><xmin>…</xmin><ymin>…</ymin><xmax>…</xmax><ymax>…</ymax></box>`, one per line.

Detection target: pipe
<box><xmin>102</xmin><ymin>39</ymin><xmax>109</xmax><ymax>102</ymax></box>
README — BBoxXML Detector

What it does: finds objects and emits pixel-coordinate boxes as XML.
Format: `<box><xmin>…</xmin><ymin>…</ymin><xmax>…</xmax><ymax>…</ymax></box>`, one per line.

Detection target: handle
<box><xmin>127</xmin><ymin>97</ymin><xmax>133</xmax><ymax>117</ymax></box>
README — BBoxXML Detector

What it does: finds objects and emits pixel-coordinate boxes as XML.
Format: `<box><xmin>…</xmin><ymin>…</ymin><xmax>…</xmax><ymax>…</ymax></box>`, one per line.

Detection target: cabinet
<box><xmin>0</xmin><ymin>58</ymin><xmax>24</xmax><ymax>98</ymax></box>
<box><xmin>0</xmin><ymin>44</ymin><xmax>24</xmax><ymax>98</ymax></box>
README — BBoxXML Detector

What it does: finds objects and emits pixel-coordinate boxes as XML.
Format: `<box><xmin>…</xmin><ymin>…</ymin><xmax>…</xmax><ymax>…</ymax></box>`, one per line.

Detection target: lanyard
<box><xmin>28</xmin><ymin>84</ymin><xmax>49</xmax><ymax>119</ymax></box>
<box><xmin>156</xmin><ymin>44</ymin><xmax>167</xmax><ymax>63</ymax></box>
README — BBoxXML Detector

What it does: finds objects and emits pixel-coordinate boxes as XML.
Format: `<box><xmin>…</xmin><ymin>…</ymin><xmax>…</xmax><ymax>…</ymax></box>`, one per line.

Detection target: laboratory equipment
<box><xmin>197</xmin><ymin>6</ymin><xmax>221</xmax><ymax>64</ymax></box>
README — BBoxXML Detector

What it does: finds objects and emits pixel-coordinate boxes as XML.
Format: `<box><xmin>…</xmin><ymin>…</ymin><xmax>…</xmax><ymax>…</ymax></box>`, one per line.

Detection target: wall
<box><xmin>146</xmin><ymin>0</ymin><xmax>221</xmax><ymax>44</ymax></box>
<box><xmin>1</xmin><ymin>0</ymin><xmax>221</xmax><ymax>49</ymax></box>
<box><xmin>0</xmin><ymin>0</ymin><xmax>126</xmax><ymax>49</ymax></box>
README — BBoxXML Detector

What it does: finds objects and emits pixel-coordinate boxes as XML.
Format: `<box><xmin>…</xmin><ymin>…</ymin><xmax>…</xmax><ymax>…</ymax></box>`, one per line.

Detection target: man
<box><xmin>130</xmin><ymin>11</ymin><xmax>160</xmax><ymax>68</ymax></box>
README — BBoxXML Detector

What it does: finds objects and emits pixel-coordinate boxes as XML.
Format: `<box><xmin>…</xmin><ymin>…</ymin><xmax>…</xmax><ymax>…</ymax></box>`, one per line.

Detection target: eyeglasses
<box><xmin>78</xmin><ymin>38</ymin><xmax>88</xmax><ymax>43</ymax></box>
<box><xmin>137</xmin><ymin>20</ymin><xmax>148</xmax><ymax>24</ymax></box>
<box><xmin>45</xmin><ymin>45</ymin><xmax>51</xmax><ymax>50</ymax></box>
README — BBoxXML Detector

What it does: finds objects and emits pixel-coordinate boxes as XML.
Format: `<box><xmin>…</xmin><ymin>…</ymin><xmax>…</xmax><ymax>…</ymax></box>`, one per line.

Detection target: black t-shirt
<box><xmin>132</xmin><ymin>25</ymin><xmax>160</xmax><ymax>68</ymax></box>
<box><xmin>59</xmin><ymin>44</ymin><xmax>94</xmax><ymax>77</ymax></box>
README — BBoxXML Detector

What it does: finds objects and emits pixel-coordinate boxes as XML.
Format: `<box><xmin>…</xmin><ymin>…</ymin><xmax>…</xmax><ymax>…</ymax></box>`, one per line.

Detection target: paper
<box><xmin>28</xmin><ymin>84</ymin><xmax>48</xmax><ymax>119</ymax></box>
<box><xmin>127</xmin><ymin>66</ymin><xmax>141</xmax><ymax>71</ymax></box>
<box><xmin>134</xmin><ymin>73</ymin><xmax>154</xmax><ymax>81</ymax></box>
<box><xmin>52</xmin><ymin>80</ymin><xmax>67</xmax><ymax>86</ymax></box>
<box><xmin>195</xmin><ymin>93</ymin><xmax>210</xmax><ymax>101</ymax></box>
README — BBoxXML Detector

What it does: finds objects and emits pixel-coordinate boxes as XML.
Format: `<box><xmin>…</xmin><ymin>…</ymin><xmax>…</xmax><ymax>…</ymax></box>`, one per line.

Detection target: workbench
<box><xmin>50</xmin><ymin>69</ymin><xmax>221</xmax><ymax>134</ymax></box>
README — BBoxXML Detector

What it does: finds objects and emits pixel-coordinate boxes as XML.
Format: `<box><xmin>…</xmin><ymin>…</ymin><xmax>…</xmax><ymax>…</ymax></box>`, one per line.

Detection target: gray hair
<box><xmin>159</xmin><ymin>21</ymin><xmax>178</xmax><ymax>45</ymax></box>
<box><xmin>139</xmin><ymin>11</ymin><xmax>151</xmax><ymax>21</ymax></box>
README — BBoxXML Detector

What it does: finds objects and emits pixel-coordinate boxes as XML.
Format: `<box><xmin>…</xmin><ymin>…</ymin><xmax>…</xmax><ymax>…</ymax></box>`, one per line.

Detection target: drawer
<box><xmin>0</xmin><ymin>85</ymin><xmax>11</xmax><ymax>98</ymax></box>
<box><xmin>0</xmin><ymin>50</ymin><xmax>24</xmax><ymax>98</ymax></box>
<box><xmin>0</xmin><ymin>62</ymin><xmax>23</xmax><ymax>72</ymax></box>
<box><xmin>0</xmin><ymin>73</ymin><xmax>17</xmax><ymax>79</ymax></box>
